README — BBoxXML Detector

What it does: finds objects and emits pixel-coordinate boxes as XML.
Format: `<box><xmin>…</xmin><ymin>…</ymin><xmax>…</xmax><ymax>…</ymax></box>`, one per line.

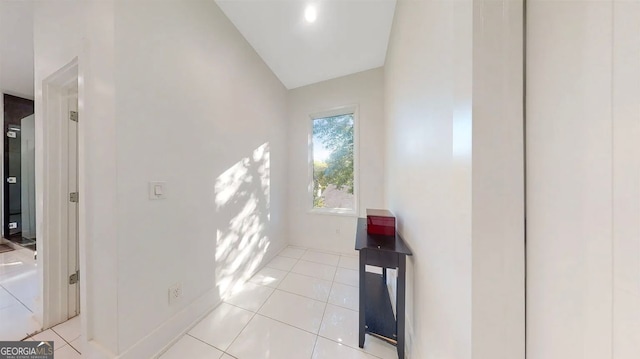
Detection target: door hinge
<box><xmin>70</xmin><ymin>111</ymin><xmax>78</xmax><ymax>122</ymax></box>
<box><xmin>69</xmin><ymin>192</ymin><xmax>79</xmax><ymax>203</ymax></box>
<box><xmin>69</xmin><ymin>271</ymin><xmax>79</xmax><ymax>285</ymax></box>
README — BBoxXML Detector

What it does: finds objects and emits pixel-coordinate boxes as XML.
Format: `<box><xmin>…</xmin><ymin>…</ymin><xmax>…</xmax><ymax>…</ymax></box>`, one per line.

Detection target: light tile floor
<box><xmin>161</xmin><ymin>246</ymin><xmax>398</xmax><ymax>359</ymax></box>
<box><xmin>26</xmin><ymin>316</ymin><xmax>82</xmax><ymax>359</ymax></box>
<box><xmin>0</xmin><ymin>246</ymin><xmax>40</xmax><ymax>340</ymax></box>
<box><xmin>1</xmin><ymin>244</ymin><xmax>81</xmax><ymax>358</ymax></box>
<box><xmin>7</xmin><ymin>246</ymin><xmax>400</xmax><ymax>359</ymax></box>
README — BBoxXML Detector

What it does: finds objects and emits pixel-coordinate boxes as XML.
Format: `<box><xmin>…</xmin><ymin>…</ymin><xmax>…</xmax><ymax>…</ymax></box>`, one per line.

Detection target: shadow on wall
<box><xmin>214</xmin><ymin>143</ymin><xmax>272</xmax><ymax>300</ymax></box>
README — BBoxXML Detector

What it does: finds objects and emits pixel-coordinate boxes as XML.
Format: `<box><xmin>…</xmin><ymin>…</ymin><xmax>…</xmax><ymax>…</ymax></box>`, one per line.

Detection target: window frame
<box><xmin>307</xmin><ymin>105</ymin><xmax>359</xmax><ymax>216</ymax></box>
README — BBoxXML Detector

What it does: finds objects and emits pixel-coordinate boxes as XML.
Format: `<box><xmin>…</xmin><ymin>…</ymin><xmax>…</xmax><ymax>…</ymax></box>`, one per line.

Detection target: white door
<box><xmin>67</xmin><ymin>87</ymin><xmax>80</xmax><ymax>318</ymax></box>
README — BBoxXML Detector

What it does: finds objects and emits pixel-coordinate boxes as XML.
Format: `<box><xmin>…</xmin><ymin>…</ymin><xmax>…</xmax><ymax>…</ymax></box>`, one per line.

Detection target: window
<box><xmin>310</xmin><ymin>108</ymin><xmax>357</xmax><ymax>214</ymax></box>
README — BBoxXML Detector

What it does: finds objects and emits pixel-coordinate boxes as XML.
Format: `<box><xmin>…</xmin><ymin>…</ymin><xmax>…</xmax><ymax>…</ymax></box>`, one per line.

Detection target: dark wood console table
<box><xmin>355</xmin><ymin>217</ymin><xmax>412</xmax><ymax>359</ymax></box>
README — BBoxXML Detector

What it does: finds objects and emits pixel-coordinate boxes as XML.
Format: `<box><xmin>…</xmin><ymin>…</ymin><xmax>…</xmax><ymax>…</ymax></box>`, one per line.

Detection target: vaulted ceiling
<box><xmin>0</xmin><ymin>1</ymin><xmax>396</xmax><ymax>97</ymax></box>
<box><xmin>216</xmin><ymin>0</ymin><xmax>397</xmax><ymax>89</ymax></box>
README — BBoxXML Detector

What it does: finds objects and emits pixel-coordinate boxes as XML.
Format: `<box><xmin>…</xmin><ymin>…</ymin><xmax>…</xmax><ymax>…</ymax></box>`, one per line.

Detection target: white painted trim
<box><xmin>118</xmin><ymin>288</ymin><xmax>222</xmax><ymax>359</ymax></box>
<box><xmin>117</xmin><ymin>242</ymin><xmax>287</xmax><ymax>359</ymax></box>
<box><xmin>38</xmin><ymin>59</ymin><xmax>79</xmax><ymax>329</ymax></box>
<box><xmin>307</xmin><ymin>208</ymin><xmax>358</xmax><ymax>217</ymax></box>
<box><xmin>307</xmin><ymin>104</ymin><xmax>360</xmax><ymax>215</ymax></box>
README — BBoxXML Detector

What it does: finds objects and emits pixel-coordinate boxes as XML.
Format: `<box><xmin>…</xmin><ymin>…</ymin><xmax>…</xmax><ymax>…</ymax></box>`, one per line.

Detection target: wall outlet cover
<box><xmin>168</xmin><ymin>282</ymin><xmax>182</xmax><ymax>305</ymax></box>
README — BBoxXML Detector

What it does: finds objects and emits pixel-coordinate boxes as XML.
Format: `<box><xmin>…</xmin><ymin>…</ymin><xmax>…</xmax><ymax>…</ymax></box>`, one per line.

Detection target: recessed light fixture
<box><xmin>305</xmin><ymin>4</ymin><xmax>317</xmax><ymax>23</ymax></box>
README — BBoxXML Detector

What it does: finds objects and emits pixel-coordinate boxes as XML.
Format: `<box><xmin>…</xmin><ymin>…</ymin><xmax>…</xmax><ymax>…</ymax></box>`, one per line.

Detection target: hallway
<box><xmin>20</xmin><ymin>246</ymin><xmax>398</xmax><ymax>359</ymax></box>
<box><xmin>160</xmin><ymin>246</ymin><xmax>397</xmax><ymax>359</ymax></box>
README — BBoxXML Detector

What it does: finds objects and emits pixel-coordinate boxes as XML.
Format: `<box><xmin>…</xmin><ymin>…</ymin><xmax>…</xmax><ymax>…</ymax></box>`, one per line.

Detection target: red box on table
<box><xmin>366</xmin><ymin>209</ymin><xmax>396</xmax><ymax>236</ymax></box>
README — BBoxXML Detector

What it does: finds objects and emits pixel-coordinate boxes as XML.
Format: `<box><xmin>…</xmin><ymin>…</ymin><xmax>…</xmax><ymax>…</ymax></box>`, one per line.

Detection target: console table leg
<box><xmin>397</xmin><ymin>255</ymin><xmax>406</xmax><ymax>359</ymax></box>
<box><xmin>359</xmin><ymin>250</ymin><xmax>366</xmax><ymax>348</ymax></box>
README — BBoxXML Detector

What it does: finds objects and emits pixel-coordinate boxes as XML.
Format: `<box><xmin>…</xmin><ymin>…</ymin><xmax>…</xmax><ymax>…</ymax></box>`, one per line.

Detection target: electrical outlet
<box><xmin>168</xmin><ymin>283</ymin><xmax>182</xmax><ymax>305</ymax></box>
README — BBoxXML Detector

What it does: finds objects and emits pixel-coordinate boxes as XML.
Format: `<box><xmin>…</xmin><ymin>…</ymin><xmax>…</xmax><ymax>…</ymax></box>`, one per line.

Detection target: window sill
<box><xmin>307</xmin><ymin>208</ymin><xmax>358</xmax><ymax>217</ymax></box>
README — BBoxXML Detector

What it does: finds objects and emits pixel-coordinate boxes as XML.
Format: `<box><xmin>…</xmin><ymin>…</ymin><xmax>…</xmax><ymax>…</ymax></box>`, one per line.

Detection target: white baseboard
<box><xmin>117</xmin><ymin>288</ymin><xmax>221</xmax><ymax>359</ymax></box>
<box><xmin>83</xmin><ymin>242</ymin><xmax>289</xmax><ymax>359</ymax></box>
<box><xmin>82</xmin><ymin>339</ymin><xmax>119</xmax><ymax>359</ymax></box>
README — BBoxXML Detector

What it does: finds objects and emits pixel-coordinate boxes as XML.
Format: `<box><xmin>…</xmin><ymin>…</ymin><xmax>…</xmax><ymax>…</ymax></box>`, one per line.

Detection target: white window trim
<box><xmin>307</xmin><ymin>104</ymin><xmax>359</xmax><ymax>216</ymax></box>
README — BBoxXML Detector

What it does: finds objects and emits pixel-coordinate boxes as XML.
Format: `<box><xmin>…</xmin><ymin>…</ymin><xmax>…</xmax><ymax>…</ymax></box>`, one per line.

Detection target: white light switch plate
<box><xmin>149</xmin><ymin>181</ymin><xmax>166</xmax><ymax>200</ymax></box>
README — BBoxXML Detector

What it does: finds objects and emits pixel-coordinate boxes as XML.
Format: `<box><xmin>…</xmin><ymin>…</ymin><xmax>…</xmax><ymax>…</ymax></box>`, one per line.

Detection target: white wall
<box><xmin>612</xmin><ymin>3</ymin><xmax>640</xmax><ymax>357</ymax></box>
<box><xmin>1</xmin><ymin>0</ymin><xmax>35</xmax><ymax>236</ymax></box>
<box><xmin>527</xmin><ymin>1</ymin><xmax>640</xmax><ymax>358</ymax></box>
<box><xmin>287</xmin><ymin>68</ymin><xmax>385</xmax><ymax>254</ymax></box>
<box><xmin>113</xmin><ymin>0</ymin><xmax>289</xmax><ymax>356</ymax></box>
<box><xmin>34</xmin><ymin>0</ymin><xmax>289</xmax><ymax>357</ymax></box>
<box><xmin>385</xmin><ymin>0</ymin><xmax>473</xmax><ymax>357</ymax></box>
<box><xmin>385</xmin><ymin>0</ymin><xmax>524</xmax><ymax>358</ymax></box>
<box><xmin>471</xmin><ymin>0</ymin><xmax>525</xmax><ymax>357</ymax></box>
<box><xmin>34</xmin><ymin>0</ymin><xmax>119</xmax><ymax>354</ymax></box>
<box><xmin>0</xmin><ymin>0</ymin><xmax>34</xmax><ymax>100</ymax></box>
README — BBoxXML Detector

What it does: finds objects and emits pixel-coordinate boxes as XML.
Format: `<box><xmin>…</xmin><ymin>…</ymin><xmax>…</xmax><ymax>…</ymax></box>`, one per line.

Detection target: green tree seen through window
<box><xmin>312</xmin><ymin>114</ymin><xmax>354</xmax><ymax>209</ymax></box>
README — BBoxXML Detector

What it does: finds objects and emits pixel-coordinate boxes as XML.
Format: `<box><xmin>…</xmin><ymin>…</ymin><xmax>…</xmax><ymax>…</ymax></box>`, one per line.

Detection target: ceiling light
<box><xmin>305</xmin><ymin>4</ymin><xmax>317</xmax><ymax>23</ymax></box>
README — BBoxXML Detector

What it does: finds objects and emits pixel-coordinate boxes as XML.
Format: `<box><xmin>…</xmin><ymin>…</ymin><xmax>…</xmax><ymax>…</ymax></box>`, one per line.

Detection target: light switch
<box><xmin>149</xmin><ymin>181</ymin><xmax>166</xmax><ymax>200</ymax></box>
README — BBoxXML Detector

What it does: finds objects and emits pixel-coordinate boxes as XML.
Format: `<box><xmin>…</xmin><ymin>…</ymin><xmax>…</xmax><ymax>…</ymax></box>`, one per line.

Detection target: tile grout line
<box><xmin>185</xmin><ymin>333</ymin><xmax>228</xmax><ymax>355</ymax></box>
<box><xmin>311</xmin><ymin>264</ymin><xmax>338</xmax><ymax>358</ymax></box>
<box><xmin>222</xmin><ymin>299</ymin><xmax>327</xmax><ymax>338</ymax></box>
<box><xmin>252</xmin><ymin>248</ymin><xmax>326</xmax><ymax>358</ymax></box>
<box><xmin>165</xmin><ymin>248</ymin><xmax>297</xmax><ymax>358</ymax></box>
<box><xmin>309</xmin><ymin>336</ymin><xmax>320</xmax><ymax>359</ymax></box>
<box><xmin>262</xmin><ymin>263</ymin><xmax>359</xmax><ymax>288</ymax></box>
<box><xmin>0</xmin><ymin>282</ymin><xmax>35</xmax><ymax>314</ymax></box>
<box><xmin>319</xmin><ymin>254</ymin><xmax>390</xmax><ymax>359</ymax></box>
<box><xmin>316</xmin><ymin>332</ymin><xmax>389</xmax><ymax>359</ymax></box>
<box><xmin>274</xmin><ymin>275</ymin><xmax>334</xmax><ymax>303</ymax></box>
<box><xmin>50</xmin><ymin>327</ymin><xmax>80</xmax><ymax>354</ymax></box>
<box><xmin>176</xmin><ymin>247</ymin><xmax>391</xmax><ymax>359</ymax></box>
<box><xmin>324</xmin><ymin>249</ymin><xmax>393</xmax><ymax>359</ymax></box>
<box><xmin>219</xmin><ymin>287</ymin><xmax>271</xmax><ymax>356</ymax></box>
<box><xmin>213</xmin><ymin>296</ymin><xmax>260</xmax><ymax>357</ymax></box>
<box><xmin>267</xmin><ymin>265</ymin><xmax>336</xmax><ymax>282</ymax></box>
<box><xmin>232</xmin><ymin>246</ymin><xmax>386</xmax><ymax>358</ymax></box>
<box><xmin>255</xmin><ymin>251</ymin><xmax>360</xmax><ymax>314</ymax></box>
<box><xmin>219</xmin><ymin>248</ymin><xmax>307</xmax><ymax>358</ymax></box>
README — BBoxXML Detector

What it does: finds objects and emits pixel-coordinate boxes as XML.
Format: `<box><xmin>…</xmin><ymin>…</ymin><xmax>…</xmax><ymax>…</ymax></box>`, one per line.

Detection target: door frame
<box><xmin>37</xmin><ymin>59</ymin><xmax>82</xmax><ymax>328</ymax></box>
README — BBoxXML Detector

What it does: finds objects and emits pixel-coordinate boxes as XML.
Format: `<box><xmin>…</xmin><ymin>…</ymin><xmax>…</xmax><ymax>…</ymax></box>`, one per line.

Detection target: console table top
<box><xmin>355</xmin><ymin>218</ymin><xmax>413</xmax><ymax>255</ymax></box>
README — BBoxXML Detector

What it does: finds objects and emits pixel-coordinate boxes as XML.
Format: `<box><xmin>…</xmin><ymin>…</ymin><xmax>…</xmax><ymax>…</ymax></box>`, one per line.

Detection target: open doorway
<box><xmin>0</xmin><ymin>0</ymin><xmax>41</xmax><ymax>341</ymax></box>
<box><xmin>2</xmin><ymin>95</ymin><xmax>35</xmax><ymax>251</ymax></box>
<box><xmin>0</xmin><ymin>96</ymin><xmax>40</xmax><ymax>340</ymax></box>
<box><xmin>37</xmin><ymin>59</ymin><xmax>82</xmax><ymax>333</ymax></box>
<box><xmin>3</xmin><ymin>94</ymin><xmax>36</xmax><ymax>250</ymax></box>
<box><xmin>20</xmin><ymin>73</ymin><xmax>83</xmax><ymax>355</ymax></box>
<box><xmin>1</xmin><ymin>2</ymin><xmax>82</xmax><ymax>345</ymax></box>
